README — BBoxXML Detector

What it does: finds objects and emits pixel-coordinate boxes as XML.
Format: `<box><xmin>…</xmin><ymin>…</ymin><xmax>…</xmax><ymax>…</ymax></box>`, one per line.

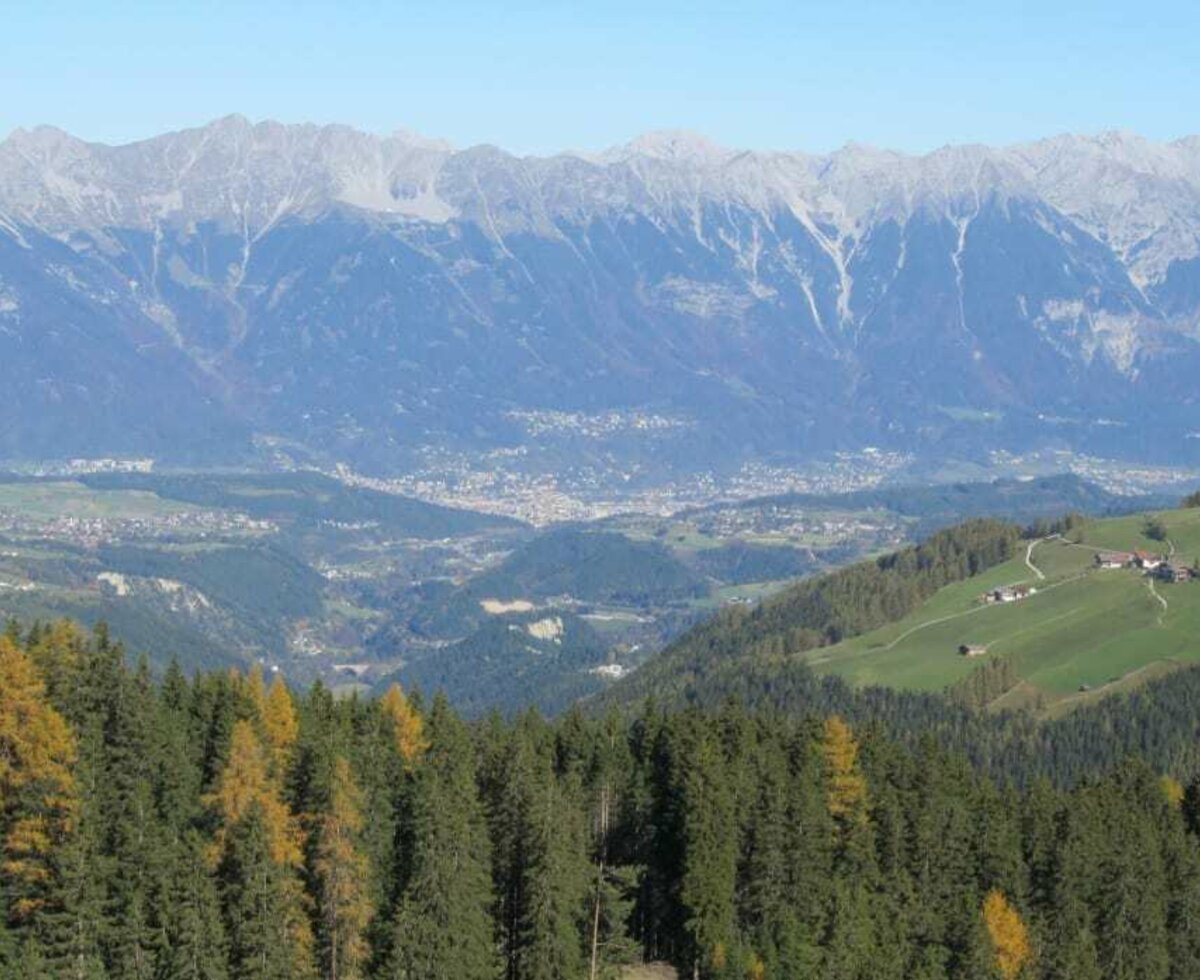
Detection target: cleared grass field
<box><xmin>804</xmin><ymin>521</ymin><xmax>1200</xmax><ymax>708</ymax></box>
<box><xmin>0</xmin><ymin>481</ymin><xmax>200</xmax><ymax>520</ymax></box>
<box><xmin>1079</xmin><ymin>507</ymin><xmax>1200</xmax><ymax>560</ymax></box>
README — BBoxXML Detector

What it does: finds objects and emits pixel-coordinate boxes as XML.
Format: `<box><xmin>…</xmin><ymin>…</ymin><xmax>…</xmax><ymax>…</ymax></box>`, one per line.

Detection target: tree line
<box><xmin>605</xmin><ymin>518</ymin><xmax>1024</xmax><ymax>711</ymax></box>
<box><xmin>6</xmin><ymin>621</ymin><xmax>1200</xmax><ymax>979</ymax></box>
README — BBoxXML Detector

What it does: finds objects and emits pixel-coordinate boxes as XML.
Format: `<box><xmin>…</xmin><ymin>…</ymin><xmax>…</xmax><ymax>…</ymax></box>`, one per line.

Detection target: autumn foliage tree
<box><xmin>821</xmin><ymin>716</ymin><xmax>867</xmax><ymax>829</ymax></box>
<box><xmin>314</xmin><ymin>756</ymin><xmax>373</xmax><ymax>980</ymax></box>
<box><xmin>208</xmin><ymin>720</ymin><xmax>303</xmax><ymax>868</ymax></box>
<box><xmin>379</xmin><ymin>684</ymin><xmax>427</xmax><ymax>769</ymax></box>
<box><xmin>0</xmin><ymin>636</ymin><xmax>77</xmax><ymax>924</ymax></box>
<box><xmin>982</xmin><ymin>889</ymin><xmax>1032</xmax><ymax>980</ymax></box>
<box><xmin>208</xmin><ymin>719</ymin><xmax>314</xmax><ymax>979</ymax></box>
<box><xmin>263</xmin><ymin>676</ymin><xmax>300</xmax><ymax>774</ymax></box>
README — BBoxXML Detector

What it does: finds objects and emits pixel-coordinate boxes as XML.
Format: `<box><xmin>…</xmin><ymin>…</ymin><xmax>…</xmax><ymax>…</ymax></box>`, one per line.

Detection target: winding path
<box><xmin>1024</xmin><ymin>539</ymin><xmax>1046</xmax><ymax>580</ymax></box>
<box><xmin>1147</xmin><ymin>577</ymin><xmax>1168</xmax><ymax>624</ymax></box>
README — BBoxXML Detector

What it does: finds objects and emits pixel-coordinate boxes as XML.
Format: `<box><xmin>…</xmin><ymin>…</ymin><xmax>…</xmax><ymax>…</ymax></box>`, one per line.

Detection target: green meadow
<box><xmin>803</xmin><ymin>510</ymin><xmax>1200</xmax><ymax>709</ymax></box>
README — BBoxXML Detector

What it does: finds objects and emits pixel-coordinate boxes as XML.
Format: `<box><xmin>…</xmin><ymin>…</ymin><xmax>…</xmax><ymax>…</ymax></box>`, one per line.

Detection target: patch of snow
<box><xmin>1091</xmin><ymin>311</ymin><xmax>1143</xmax><ymax>375</ymax></box>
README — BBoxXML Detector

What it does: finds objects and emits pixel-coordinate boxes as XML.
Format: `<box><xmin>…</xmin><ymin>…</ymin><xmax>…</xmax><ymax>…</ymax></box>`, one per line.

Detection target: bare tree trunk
<box><xmin>588</xmin><ymin>781</ymin><xmax>611</xmax><ymax>980</ymax></box>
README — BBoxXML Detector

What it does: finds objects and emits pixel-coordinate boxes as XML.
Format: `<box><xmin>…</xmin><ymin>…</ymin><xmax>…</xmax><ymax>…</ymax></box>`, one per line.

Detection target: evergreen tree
<box><xmin>1094</xmin><ymin>789</ymin><xmax>1169</xmax><ymax>980</ymax></box>
<box><xmin>36</xmin><ymin>819</ymin><xmax>108</xmax><ymax>980</ymax></box>
<box><xmin>516</xmin><ymin>762</ymin><xmax>590</xmax><ymax>980</ymax></box>
<box><xmin>677</xmin><ymin>726</ymin><xmax>737</xmax><ymax>980</ymax></box>
<box><xmin>386</xmin><ymin>695</ymin><xmax>497</xmax><ymax>980</ymax></box>
<box><xmin>158</xmin><ymin>831</ymin><xmax>228</xmax><ymax>980</ymax></box>
<box><xmin>217</xmin><ymin>805</ymin><xmax>305</xmax><ymax>980</ymax></box>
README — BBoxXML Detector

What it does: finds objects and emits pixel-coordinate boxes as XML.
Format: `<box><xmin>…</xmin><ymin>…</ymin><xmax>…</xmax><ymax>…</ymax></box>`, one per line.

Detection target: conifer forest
<box><xmin>5</xmin><ymin>620</ymin><xmax>1200</xmax><ymax>980</ymax></box>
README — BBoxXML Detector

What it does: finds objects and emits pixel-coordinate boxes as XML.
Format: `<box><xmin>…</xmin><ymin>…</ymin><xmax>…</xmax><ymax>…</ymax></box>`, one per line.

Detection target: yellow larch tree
<box><xmin>246</xmin><ymin>663</ymin><xmax>268</xmax><ymax>717</ymax></box>
<box><xmin>262</xmin><ymin>674</ymin><xmax>300</xmax><ymax>774</ymax></box>
<box><xmin>208</xmin><ymin>718</ymin><xmax>316</xmax><ymax>976</ymax></box>
<box><xmin>982</xmin><ymin>888</ymin><xmax>1032</xmax><ymax>980</ymax></box>
<box><xmin>314</xmin><ymin>756</ymin><xmax>373</xmax><ymax>980</ymax></box>
<box><xmin>0</xmin><ymin>636</ymin><xmax>78</xmax><ymax>922</ymax></box>
<box><xmin>380</xmin><ymin>683</ymin><xmax>428</xmax><ymax>768</ymax></box>
<box><xmin>207</xmin><ymin>719</ymin><xmax>303</xmax><ymax>868</ymax></box>
<box><xmin>821</xmin><ymin>715</ymin><xmax>868</xmax><ymax>825</ymax></box>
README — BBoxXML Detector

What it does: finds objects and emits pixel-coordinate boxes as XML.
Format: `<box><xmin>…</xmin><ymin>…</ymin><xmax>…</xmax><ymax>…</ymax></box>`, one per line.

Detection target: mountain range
<box><xmin>3</xmin><ymin>116</ymin><xmax>1200</xmax><ymax>471</ymax></box>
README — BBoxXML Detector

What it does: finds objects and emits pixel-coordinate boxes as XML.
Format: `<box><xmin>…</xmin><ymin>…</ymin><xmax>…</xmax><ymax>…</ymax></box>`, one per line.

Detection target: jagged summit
<box><xmin>3</xmin><ymin>116</ymin><xmax>1199</xmax><ymax>251</ymax></box>
<box><xmin>3</xmin><ymin>116</ymin><xmax>1200</xmax><ymax>471</ymax></box>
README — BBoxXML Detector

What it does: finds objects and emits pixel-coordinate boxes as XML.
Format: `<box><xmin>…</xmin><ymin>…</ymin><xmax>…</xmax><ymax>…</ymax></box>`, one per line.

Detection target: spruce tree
<box><xmin>516</xmin><ymin>762</ymin><xmax>590</xmax><ymax>980</ymax></box>
<box><xmin>677</xmin><ymin>726</ymin><xmax>737</xmax><ymax>980</ymax></box>
<box><xmin>217</xmin><ymin>805</ymin><xmax>302</xmax><ymax>980</ymax></box>
<box><xmin>386</xmin><ymin>695</ymin><xmax>497</xmax><ymax>980</ymax></box>
<box><xmin>158</xmin><ymin>831</ymin><xmax>228</xmax><ymax>980</ymax></box>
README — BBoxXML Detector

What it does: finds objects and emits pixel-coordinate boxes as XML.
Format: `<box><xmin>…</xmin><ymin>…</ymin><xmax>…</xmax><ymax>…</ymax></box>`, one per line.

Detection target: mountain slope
<box><xmin>605</xmin><ymin>502</ymin><xmax>1200</xmax><ymax>715</ymax></box>
<box><xmin>4</xmin><ymin>119</ymin><xmax>1200</xmax><ymax>471</ymax></box>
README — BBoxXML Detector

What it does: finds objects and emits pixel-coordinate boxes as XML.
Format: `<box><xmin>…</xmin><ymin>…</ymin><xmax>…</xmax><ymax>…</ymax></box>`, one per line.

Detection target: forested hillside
<box><xmin>5</xmin><ymin>621</ymin><xmax>1200</xmax><ymax>979</ymax></box>
<box><xmin>609</xmin><ymin>518</ymin><xmax>1027</xmax><ymax>709</ymax></box>
<box><xmin>397</xmin><ymin>528</ymin><xmax>705</xmax><ymax>639</ymax></box>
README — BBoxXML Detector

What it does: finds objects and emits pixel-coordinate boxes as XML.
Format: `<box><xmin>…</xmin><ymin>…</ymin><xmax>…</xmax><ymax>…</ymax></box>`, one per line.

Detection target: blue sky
<box><xmin>3</xmin><ymin>1</ymin><xmax>1195</xmax><ymax>154</ymax></box>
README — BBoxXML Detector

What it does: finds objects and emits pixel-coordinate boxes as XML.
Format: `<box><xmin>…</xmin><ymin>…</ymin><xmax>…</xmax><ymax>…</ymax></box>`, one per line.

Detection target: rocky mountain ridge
<box><xmin>2</xmin><ymin>117</ymin><xmax>1199</xmax><ymax>473</ymax></box>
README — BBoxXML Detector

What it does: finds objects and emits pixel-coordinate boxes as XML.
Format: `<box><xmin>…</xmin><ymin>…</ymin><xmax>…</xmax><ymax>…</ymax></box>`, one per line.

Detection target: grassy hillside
<box><xmin>608</xmin><ymin>503</ymin><xmax>1200</xmax><ymax>718</ymax></box>
<box><xmin>798</xmin><ymin>505</ymin><xmax>1200</xmax><ymax>708</ymax></box>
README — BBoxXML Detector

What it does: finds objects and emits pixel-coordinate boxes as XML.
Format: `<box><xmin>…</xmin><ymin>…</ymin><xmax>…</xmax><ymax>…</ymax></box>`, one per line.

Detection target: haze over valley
<box><xmin>6</xmin><ymin>118</ymin><xmax>1200</xmax><ymax>703</ymax></box>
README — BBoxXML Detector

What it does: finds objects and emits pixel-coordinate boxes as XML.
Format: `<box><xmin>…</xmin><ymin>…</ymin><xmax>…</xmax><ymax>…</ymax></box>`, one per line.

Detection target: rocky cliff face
<box><xmin>2</xmin><ymin>117</ymin><xmax>1199</xmax><ymax>469</ymax></box>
